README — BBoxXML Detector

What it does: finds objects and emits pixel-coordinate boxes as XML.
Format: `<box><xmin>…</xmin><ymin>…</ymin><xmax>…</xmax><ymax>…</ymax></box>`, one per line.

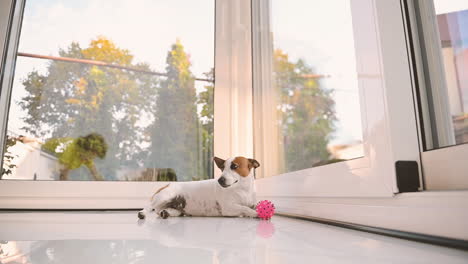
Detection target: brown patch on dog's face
<box><xmin>231</xmin><ymin>157</ymin><xmax>260</xmax><ymax>177</ymax></box>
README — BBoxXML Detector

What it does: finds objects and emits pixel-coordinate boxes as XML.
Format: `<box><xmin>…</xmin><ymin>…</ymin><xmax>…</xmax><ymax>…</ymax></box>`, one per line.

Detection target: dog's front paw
<box><xmin>244</xmin><ymin>209</ymin><xmax>258</xmax><ymax>218</ymax></box>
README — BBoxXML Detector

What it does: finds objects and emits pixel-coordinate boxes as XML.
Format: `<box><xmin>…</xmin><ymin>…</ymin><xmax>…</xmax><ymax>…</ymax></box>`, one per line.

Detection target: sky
<box><xmin>17</xmin><ymin>0</ymin><xmax>215</xmax><ymax>76</ymax></box>
<box><xmin>7</xmin><ymin>0</ymin><xmax>468</xmax><ymax>149</ymax></box>
<box><xmin>434</xmin><ymin>0</ymin><xmax>468</xmax><ymax>15</ymax></box>
<box><xmin>272</xmin><ymin>0</ymin><xmax>362</xmax><ymax>146</ymax></box>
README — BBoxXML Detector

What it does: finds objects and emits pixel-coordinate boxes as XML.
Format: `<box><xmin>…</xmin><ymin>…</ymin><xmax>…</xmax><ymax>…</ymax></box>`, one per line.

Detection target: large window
<box><xmin>1</xmin><ymin>0</ymin><xmax>215</xmax><ymax>181</ymax></box>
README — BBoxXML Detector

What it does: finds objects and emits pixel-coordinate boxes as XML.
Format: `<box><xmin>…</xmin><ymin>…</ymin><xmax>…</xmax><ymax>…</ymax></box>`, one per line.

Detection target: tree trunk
<box><xmin>86</xmin><ymin>163</ymin><xmax>104</xmax><ymax>181</ymax></box>
<box><xmin>59</xmin><ymin>168</ymin><xmax>70</xmax><ymax>180</ymax></box>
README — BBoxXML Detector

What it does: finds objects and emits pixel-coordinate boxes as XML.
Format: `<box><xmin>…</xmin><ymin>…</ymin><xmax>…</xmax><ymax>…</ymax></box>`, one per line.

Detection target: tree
<box><xmin>19</xmin><ymin>37</ymin><xmax>154</xmax><ymax>180</ymax></box>
<box><xmin>146</xmin><ymin>40</ymin><xmax>200</xmax><ymax>181</ymax></box>
<box><xmin>274</xmin><ymin>49</ymin><xmax>336</xmax><ymax>171</ymax></box>
<box><xmin>197</xmin><ymin>69</ymin><xmax>214</xmax><ymax>179</ymax></box>
<box><xmin>1</xmin><ymin>136</ymin><xmax>19</xmax><ymax>178</ymax></box>
<box><xmin>17</xmin><ymin>37</ymin><xmax>215</xmax><ymax>181</ymax></box>
<box><xmin>42</xmin><ymin>133</ymin><xmax>108</xmax><ymax>180</ymax></box>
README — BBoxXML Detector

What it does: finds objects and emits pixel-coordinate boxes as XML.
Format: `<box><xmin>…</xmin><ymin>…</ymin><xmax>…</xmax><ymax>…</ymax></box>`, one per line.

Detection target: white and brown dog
<box><xmin>138</xmin><ymin>156</ymin><xmax>260</xmax><ymax>219</ymax></box>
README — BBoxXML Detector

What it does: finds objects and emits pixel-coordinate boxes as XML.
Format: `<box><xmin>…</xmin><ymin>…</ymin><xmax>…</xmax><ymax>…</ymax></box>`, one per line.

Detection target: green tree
<box><xmin>197</xmin><ymin>69</ymin><xmax>214</xmax><ymax>179</ymax></box>
<box><xmin>19</xmin><ymin>37</ymin><xmax>155</xmax><ymax>180</ymax></box>
<box><xmin>42</xmin><ymin>133</ymin><xmax>108</xmax><ymax>180</ymax></box>
<box><xmin>1</xmin><ymin>136</ymin><xmax>19</xmax><ymax>178</ymax></box>
<box><xmin>146</xmin><ymin>40</ymin><xmax>200</xmax><ymax>181</ymax></box>
<box><xmin>274</xmin><ymin>49</ymin><xmax>336</xmax><ymax>171</ymax></box>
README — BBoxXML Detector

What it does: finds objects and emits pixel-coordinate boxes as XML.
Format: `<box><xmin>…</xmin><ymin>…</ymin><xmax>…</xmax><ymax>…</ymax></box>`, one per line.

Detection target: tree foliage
<box><xmin>15</xmin><ymin>36</ymin><xmax>214</xmax><ymax>180</ymax></box>
<box><xmin>42</xmin><ymin>133</ymin><xmax>108</xmax><ymax>180</ymax></box>
<box><xmin>18</xmin><ymin>36</ymin><xmax>156</xmax><ymax>179</ymax></box>
<box><xmin>9</xmin><ymin>34</ymin><xmax>336</xmax><ymax>180</ymax></box>
<box><xmin>1</xmin><ymin>136</ymin><xmax>19</xmax><ymax>178</ymax></box>
<box><xmin>197</xmin><ymin>69</ymin><xmax>214</xmax><ymax>179</ymax></box>
<box><xmin>274</xmin><ymin>49</ymin><xmax>336</xmax><ymax>171</ymax></box>
<box><xmin>146</xmin><ymin>40</ymin><xmax>201</xmax><ymax>181</ymax></box>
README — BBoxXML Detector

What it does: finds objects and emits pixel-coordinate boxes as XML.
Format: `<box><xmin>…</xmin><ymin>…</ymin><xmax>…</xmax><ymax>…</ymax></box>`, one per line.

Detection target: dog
<box><xmin>138</xmin><ymin>156</ymin><xmax>260</xmax><ymax>219</ymax></box>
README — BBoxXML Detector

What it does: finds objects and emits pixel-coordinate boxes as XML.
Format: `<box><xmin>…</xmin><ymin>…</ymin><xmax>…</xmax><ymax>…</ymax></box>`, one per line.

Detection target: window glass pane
<box><xmin>253</xmin><ymin>0</ymin><xmax>364</xmax><ymax>176</ymax></box>
<box><xmin>2</xmin><ymin>0</ymin><xmax>214</xmax><ymax>181</ymax></box>
<box><xmin>428</xmin><ymin>1</ymin><xmax>468</xmax><ymax>149</ymax></box>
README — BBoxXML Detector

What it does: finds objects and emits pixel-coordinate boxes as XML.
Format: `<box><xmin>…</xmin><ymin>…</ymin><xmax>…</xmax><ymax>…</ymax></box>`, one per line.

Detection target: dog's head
<box><xmin>214</xmin><ymin>156</ymin><xmax>260</xmax><ymax>188</ymax></box>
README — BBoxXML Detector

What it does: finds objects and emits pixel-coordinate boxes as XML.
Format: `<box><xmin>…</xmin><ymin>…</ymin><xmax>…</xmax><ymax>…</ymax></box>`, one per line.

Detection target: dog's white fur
<box><xmin>138</xmin><ymin>156</ymin><xmax>259</xmax><ymax>219</ymax></box>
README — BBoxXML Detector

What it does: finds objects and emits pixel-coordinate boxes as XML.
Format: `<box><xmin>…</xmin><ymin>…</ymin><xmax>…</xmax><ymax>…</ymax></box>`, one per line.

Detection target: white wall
<box><xmin>3</xmin><ymin>141</ymin><xmax>59</xmax><ymax>180</ymax></box>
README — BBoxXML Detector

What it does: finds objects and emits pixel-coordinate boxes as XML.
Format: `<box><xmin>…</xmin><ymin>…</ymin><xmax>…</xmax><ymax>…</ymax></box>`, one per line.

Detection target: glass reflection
<box><xmin>0</xmin><ymin>240</ymin><xmax>215</xmax><ymax>264</ymax></box>
<box><xmin>0</xmin><ymin>217</ymin><xmax>271</xmax><ymax>264</ymax></box>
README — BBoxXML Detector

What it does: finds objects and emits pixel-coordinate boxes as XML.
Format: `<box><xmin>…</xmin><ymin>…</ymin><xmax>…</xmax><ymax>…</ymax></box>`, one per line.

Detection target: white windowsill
<box><xmin>258</xmin><ymin>190</ymin><xmax>468</xmax><ymax>241</ymax></box>
<box><xmin>0</xmin><ymin>180</ymin><xmax>466</xmax><ymax>241</ymax></box>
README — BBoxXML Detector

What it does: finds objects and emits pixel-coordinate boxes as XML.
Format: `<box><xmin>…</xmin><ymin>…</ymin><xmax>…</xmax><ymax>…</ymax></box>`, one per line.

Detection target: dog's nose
<box><xmin>218</xmin><ymin>177</ymin><xmax>226</xmax><ymax>186</ymax></box>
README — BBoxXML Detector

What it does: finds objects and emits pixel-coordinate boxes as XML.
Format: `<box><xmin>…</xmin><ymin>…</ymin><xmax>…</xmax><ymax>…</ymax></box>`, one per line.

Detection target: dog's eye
<box><xmin>230</xmin><ymin>163</ymin><xmax>238</xmax><ymax>170</ymax></box>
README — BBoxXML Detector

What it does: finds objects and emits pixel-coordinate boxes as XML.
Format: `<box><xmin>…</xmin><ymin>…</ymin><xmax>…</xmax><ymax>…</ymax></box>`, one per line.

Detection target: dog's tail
<box><xmin>151</xmin><ymin>183</ymin><xmax>170</xmax><ymax>201</ymax></box>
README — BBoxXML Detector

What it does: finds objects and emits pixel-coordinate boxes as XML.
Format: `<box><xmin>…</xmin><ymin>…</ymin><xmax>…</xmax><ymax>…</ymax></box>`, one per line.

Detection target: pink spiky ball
<box><xmin>256</xmin><ymin>200</ymin><xmax>275</xmax><ymax>220</ymax></box>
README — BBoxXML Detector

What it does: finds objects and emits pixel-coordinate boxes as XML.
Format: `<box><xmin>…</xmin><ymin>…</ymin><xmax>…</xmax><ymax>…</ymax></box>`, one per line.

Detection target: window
<box><xmin>253</xmin><ymin>0</ymin><xmax>364</xmax><ymax>178</ymax></box>
<box><xmin>253</xmin><ymin>0</ymin><xmax>420</xmax><ymax>197</ymax></box>
<box><xmin>416</xmin><ymin>1</ymin><xmax>468</xmax><ymax>149</ymax></box>
<box><xmin>1</xmin><ymin>0</ymin><xmax>215</xmax><ymax>182</ymax></box>
<box><xmin>410</xmin><ymin>0</ymin><xmax>468</xmax><ymax>190</ymax></box>
<box><xmin>435</xmin><ymin>7</ymin><xmax>468</xmax><ymax>147</ymax></box>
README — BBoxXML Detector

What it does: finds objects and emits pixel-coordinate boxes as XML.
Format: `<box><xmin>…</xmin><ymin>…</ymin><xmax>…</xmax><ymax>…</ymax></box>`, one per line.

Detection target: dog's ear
<box><xmin>248</xmin><ymin>159</ymin><xmax>260</xmax><ymax>169</ymax></box>
<box><xmin>213</xmin><ymin>157</ymin><xmax>226</xmax><ymax>170</ymax></box>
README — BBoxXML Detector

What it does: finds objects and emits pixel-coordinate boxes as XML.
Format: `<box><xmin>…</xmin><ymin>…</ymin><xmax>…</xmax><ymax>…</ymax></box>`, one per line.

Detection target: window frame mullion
<box><xmin>213</xmin><ymin>0</ymin><xmax>254</xmax><ymax>179</ymax></box>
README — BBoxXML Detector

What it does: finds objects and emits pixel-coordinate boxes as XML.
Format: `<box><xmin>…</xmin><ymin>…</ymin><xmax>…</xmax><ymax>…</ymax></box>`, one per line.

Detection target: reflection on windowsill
<box><xmin>328</xmin><ymin>141</ymin><xmax>364</xmax><ymax>160</ymax></box>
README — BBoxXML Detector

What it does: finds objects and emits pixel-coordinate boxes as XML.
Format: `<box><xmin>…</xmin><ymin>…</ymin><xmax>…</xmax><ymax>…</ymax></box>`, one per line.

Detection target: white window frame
<box><xmin>0</xmin><ymin>0</ymin><xmax>253</xmax><ymax>209</ymax></box>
